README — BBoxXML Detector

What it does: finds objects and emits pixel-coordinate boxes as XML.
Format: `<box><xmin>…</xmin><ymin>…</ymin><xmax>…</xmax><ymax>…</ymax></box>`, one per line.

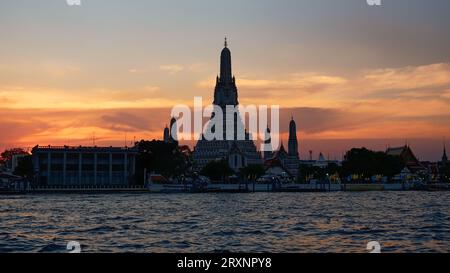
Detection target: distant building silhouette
<box><xmin>439</xmin><ymin>141</ymin><xmax>449</xmax><ymax>182</ymax></box>
<box><xmin>163</xmin><ymin>117</ymin><xmax>178</xmax><ymax>145</ymax></box>
<box><xmin>386</xmin><ymin>145</ymin><xmax>426</xmax><ymax>173</ymax></box>
<box><xmin>299</xmin><ymin>151</ymin><xmax>340</xmax><ymax>169</ymax></box>
<box><xmin>266</xmin><ymin>117</ymin><xmax>300</xmax><ymax>178</ymax></box>
<box><xmin>32</xmin><ymin>145</ymin><xmax>137</xmax><ymax>187</ymax></box>
<box><xmin>442</xmin><ymin>143</ymin><xmax>448</xmax><ymax>163</ymax></box>
<box><xmin>288</xmin><ymin>117</ymin><xmax>299</xmax><ymax>158</ymax></box>
<box><xmin>163</xmin><ymin>124</ymin><xmax>170</xmax><ymax>143</ymax></box>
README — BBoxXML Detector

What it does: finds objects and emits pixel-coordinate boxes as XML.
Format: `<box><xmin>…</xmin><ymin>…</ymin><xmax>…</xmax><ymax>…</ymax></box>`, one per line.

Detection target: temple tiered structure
<box><xmin>264</xmin><ymin>118</ymin><xmax>300</xmax><ymax>178</ymax></box>
<box><xmin>193</xmin><ymin>39</ymin><xmax>262</xmax><ymax>172</ymax></box>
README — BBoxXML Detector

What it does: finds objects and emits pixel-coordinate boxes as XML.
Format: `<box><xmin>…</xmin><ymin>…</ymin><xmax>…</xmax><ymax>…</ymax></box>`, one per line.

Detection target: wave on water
<box><xmin>0</xmin><ymin>192</ymin><xmax>449</xmax><ymax>253</ymax></box>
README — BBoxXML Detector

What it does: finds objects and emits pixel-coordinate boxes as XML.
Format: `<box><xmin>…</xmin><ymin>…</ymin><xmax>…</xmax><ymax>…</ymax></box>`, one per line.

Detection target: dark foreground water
<box><xmin>0</xmin><ymin>192</ymin><xmax>449</xmax><ymax>253</ymax></box>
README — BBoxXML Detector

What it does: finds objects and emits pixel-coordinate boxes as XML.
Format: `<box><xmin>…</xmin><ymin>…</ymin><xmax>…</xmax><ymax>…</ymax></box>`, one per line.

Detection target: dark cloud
<box><xmin>279</xmin><ymin>107</ymin><xmax>381</xmax><ymax>134</ymax></box>
<box><xmin>101</xmin><ymin>112</ymin><xmax>154</xmax><ymax>132</ymax></box>
<box><xmin>391</xmin><ymin>114</ymin><xmax>450</xmax><ymax>126</ymax></box>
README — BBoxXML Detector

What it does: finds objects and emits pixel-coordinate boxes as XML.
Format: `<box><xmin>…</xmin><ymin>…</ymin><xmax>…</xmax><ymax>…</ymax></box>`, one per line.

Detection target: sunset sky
<box><xmin>1</xmin><ymin>0</ymin><xmax>450</xmax><ymax>161</ymax></box>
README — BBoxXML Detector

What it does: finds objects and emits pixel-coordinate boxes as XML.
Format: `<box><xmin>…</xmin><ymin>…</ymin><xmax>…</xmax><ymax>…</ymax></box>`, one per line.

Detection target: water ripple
<box><xmin>0</xmin><ymin>191</ymin><xmax>449</xmax><ymax>252</ymax></box>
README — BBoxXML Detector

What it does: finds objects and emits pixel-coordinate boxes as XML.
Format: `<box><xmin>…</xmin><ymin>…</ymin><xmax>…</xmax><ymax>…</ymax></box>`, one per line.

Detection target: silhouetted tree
<box><xmin>299</xmin><ymin>163</ymin><xmax>341</xmax><ymax>183</ymax></box>
<box><xmin>341</xmin><ymin>147</ymin><xmax>404</xmax><ymax>179</ymax></box>
<box><xmin>1</xmin><ymin>148</ymin><xmax>28</xmax><ymax>169</ymax></box>
<box><xmin>13</xmin><ymin>155</ymin><xmax>34</xmax><ymax>178</ymax></box>
<box><xmin>241</xmin><ymin>164</ymin><xmax>265</xmax><ymax>181</ymax></box>
<box><xmin>200</xmin><ymin>160</ymin><xmax>234</xmax><ymax>181</ymax></box>
<box><xmin>300</xmin><ymin>165</ymin><xmax>319</xmax><ymax>182</ymax></box>
<box><xmin>135</xmin><ymin>140</ymin><xmax>188</xmax><ymax>185</ymax></box>
<box><xmin>440</xmin><ymin>164</ymin><xmax>450</xmax><ymax>183</ymax></box>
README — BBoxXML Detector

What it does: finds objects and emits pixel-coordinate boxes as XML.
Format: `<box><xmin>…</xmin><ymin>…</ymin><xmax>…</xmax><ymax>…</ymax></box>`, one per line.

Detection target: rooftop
<box><xmin>386</xmin><ymin>146</ymin><xmax>408</xmax><ymax>156</ymax></box>
<box><xmin>32</xmin><ymin>145</ymin><xmax>138</xmax><ymax>152</ymax></box>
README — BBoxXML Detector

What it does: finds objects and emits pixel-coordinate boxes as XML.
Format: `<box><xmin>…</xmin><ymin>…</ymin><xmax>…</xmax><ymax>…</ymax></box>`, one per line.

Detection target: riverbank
<box><xmin>2</xmin><ymin>182</ymin><xmax>449</xmax><ymax>194</ymax></box>
<box><xmin>147</xmin><ymin>182</ymin><xmax>450</xmax><ymax>193</ymax></box>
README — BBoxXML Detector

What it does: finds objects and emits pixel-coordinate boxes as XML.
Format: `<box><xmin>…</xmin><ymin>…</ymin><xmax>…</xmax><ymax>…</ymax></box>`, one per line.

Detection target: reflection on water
<box><xmin>0</xmin><ymin>192</ymin><xmax>449</xmax><ymax>253</ymax></box>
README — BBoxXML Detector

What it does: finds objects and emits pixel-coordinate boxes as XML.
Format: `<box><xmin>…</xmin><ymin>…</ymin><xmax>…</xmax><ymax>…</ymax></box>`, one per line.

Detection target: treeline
<box><xmin>341</xmin><ymin>148</ymin><xmax>404</xmax><ymax>178</ymax></box>
<box><xmin>301</xmin><ymin>147</ymin><xmax>450</xmax><ymax>183</ymax></box>
<box><xmin>2</xmin><ymin>145</ymin><xmax>449</xmax><ymax>184</ymax></box>
<box><xmin>0</xmin><ymin>148</ymin><xmax>33</xmax><ymax>178</ymax></box>
<box><xmin>134</xmin><ymin>140</ymin><xmax>191</xmax><ymax>185</ymax></box>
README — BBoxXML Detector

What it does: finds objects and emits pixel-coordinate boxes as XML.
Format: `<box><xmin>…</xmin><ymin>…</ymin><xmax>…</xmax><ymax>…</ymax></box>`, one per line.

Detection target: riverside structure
<box><xmin>31</xmin><ymin>145</ymin><xmax>137</xmax><ymax>187</ymax></box>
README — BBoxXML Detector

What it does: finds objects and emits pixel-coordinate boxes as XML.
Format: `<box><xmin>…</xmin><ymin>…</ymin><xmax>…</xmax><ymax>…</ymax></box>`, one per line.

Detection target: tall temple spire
<box><xmin>163</xmin><ymin>124</ymin><xmax>169</xmax><ymax>143</ymax></box>
<box><xmin>443</xmin><ymin>138</ymin><xmax>448</xmax><ymax>163</ymax></box>
<box><xmin>220</xmin><ymin>37</ymin><xmax>232</xmax><ymax>81</ymax></box>
<box><xmin>214</xmin><ymin>37</ymin><xmax>238</xmax><ymax>107</ymax></box>
<box><xmin>288</xmin><ymin>118</ymin><xmax>299</xmax><ymax>159</ymax></box>
<box><xmin>192</xmin><ymin>39</ymin><xmax>262</xmax><ymax>173</ymax></box>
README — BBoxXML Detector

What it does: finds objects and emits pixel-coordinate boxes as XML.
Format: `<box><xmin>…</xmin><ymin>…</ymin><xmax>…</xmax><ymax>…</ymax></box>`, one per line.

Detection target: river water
<box><xmin>0</xmin><ymin>191</ymin><xmax>449</xmax><ymax>253</ymax></box>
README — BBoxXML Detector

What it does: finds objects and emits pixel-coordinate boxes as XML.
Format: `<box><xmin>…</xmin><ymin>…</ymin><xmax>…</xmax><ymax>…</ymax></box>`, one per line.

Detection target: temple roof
<box><xmin>386</xmin><ymin>146</ymin><xmax>406</xmax><ymax>156</ymax></box>
<box><xmin>386</xmin><ymin>145</ymin><xmax>425</xmax><ymax>172</ymax></box>
<box><xmin>273</xmin><ymin>143</ymin><xmax>287</xmax><ymax>159</ymax></box>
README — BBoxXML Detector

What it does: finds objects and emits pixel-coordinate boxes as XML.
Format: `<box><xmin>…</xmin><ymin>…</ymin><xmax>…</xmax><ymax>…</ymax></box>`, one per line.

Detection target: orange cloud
<box><xmin>0</xmin><ymin>85</ymin><xmax>190</xmax><ymax>109</ymax></box>
<box><xmin>362</xmin><ymin>63</ymin><xmax>450</xmax><ymax>91</ymax></box>
<box><xmin>442</xmin><ymin>89</ymin><xmax>450</xmax><ymax>99</ymax></box>
<box><xmin>160</xmin><ymin>64</ymin><xmax>184</xmax><ymax>74</ymax></box>
<box><xmin>1</xmin><ymin>62</ymin><xmax>450</xmax><ymax>161</ymax></box>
